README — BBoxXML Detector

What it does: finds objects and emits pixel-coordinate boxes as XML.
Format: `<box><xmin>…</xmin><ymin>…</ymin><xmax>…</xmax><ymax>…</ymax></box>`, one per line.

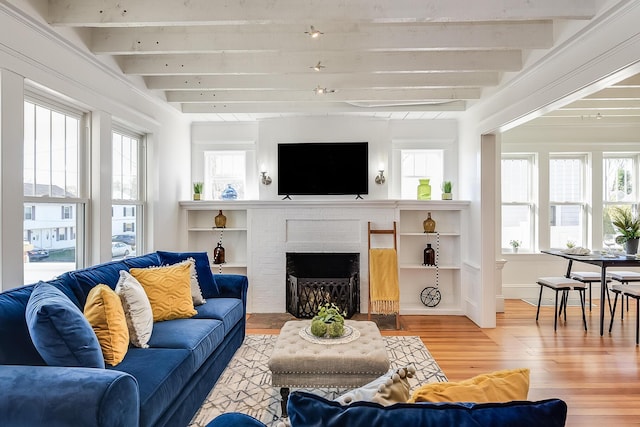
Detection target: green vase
<box><xmin>417</xmin><ymin>179</ymin><xmax>432</xmax><ymax>200</ymax></box>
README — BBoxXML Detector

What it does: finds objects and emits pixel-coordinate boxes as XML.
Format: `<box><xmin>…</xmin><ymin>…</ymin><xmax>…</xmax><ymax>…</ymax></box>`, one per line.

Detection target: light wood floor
<box><xmin>246</xmin><ymin>299</ymin><xmax>640</xmax><ymax>427</ymax></box>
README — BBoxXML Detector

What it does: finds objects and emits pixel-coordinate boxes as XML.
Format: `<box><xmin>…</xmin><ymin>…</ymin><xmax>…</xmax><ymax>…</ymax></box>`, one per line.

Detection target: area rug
<box><xmin>188</xmin><ymin>334</ymin><xmax>447</xmax><ymax>427</ymax></box>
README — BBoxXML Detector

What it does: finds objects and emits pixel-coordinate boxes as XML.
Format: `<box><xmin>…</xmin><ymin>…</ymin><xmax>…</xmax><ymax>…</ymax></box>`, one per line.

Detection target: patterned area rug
<box><xmin>189</xmin><ymin>334</ymin><xmax>447</xmax><ymax>427</ymax></box>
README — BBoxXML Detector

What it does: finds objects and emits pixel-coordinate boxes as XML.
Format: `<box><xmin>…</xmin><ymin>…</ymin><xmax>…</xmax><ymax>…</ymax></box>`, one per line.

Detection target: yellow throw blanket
<box><xmin>369</xmin><ymin>248</ymin><xmax>400</xmax><ymax>314</ymax></box>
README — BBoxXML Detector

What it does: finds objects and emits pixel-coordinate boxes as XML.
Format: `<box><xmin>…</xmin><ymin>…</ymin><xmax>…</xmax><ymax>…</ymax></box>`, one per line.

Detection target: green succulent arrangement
<box><xmin>310</xmin><ymin>303</ymin><xmax>346</xmax><ymax>338</ymax></box>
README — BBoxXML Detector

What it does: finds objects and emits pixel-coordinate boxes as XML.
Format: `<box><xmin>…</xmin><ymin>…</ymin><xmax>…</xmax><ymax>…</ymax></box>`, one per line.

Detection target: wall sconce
<box><xmin>261</xmin><ymin>171</ymin><xmax>272</xmax><ymax>185</ymax></box>
<box><xmin>375</xmin><ymin>169</ymin><xmax>386</xmax><ymax>185</ymax></box>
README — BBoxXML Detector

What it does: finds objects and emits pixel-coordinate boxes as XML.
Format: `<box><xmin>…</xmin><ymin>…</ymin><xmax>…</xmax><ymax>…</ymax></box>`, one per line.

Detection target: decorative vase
<box><xmin>442</xmin><ymin>192</ymin><xmax>452</xmax><ymax>200</ymax></box>
<box><xmin>214</xmin><ymin>210</ymin><xmax>227</xmax><ymax>228</ymax></box>
<box><xmin>221</xmin><ymin>184</ymin><xmax>238</xmax><ymax>200</ymax></box>
<box><xmin>423</xmin><ymin>212</ymin><xmax>436</xmax><ymax>233</ymax></box>
<box><xmin>213</xmin><ymin>242</ymin><xmax>226</xmax><ymax>264</ymax></box>
<box><xmin>417</xmin><ymin>179</ymin><xmax>432</xmax><ymax>200</ymax></box>
<box><xmin>624</xmin><ymin>238</ymin><xmax>639</xmax><ymax>255</ymax></box>
<box><xmin>423</xmin><ymin>243</ymin><xmax>436</xmax><ymax>266</ymax></box>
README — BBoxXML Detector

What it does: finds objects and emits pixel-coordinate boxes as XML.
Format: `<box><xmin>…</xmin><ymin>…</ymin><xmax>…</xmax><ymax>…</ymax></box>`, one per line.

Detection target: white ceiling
<box><xmin>11</xmin><ymin>0</ymin><xmax>640</xmax><ymax>122</ymax></box>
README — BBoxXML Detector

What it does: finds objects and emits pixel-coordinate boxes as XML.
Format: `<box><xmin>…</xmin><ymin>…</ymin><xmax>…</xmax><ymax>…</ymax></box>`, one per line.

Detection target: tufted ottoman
<box><xmin>268</xmin><ymin>319</ymin><xmax>389</xmax><ymax>416</ymax></box>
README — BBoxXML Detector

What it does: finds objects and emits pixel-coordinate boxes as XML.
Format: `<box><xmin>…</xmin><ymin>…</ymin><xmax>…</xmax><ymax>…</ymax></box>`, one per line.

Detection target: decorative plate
<box><xmin>299</xmin><ymin>324</ymin><xmax>360</xmax><ymax>345</ymax></box>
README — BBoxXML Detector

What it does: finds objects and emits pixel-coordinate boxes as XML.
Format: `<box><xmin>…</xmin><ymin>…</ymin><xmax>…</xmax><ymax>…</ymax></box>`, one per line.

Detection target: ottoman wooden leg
<box><xmin>280</xmin><ymin>387</ymin><xmax>290</xmax><ymax>418</ymax></box>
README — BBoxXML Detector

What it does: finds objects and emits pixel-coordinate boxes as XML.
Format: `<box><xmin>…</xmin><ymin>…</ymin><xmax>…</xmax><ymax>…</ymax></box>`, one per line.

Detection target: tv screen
<box><xmin>278</xmin><ymin>142</ymin><xmax>368</xmax><ymax>196</ymax></box>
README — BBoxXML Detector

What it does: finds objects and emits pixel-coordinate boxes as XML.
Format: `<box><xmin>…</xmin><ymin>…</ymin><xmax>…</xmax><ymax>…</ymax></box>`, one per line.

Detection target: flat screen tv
<box><xmin>278</xmin><ymin>142</ymin><xmax>368</xmax><ymax>197</ymax></box>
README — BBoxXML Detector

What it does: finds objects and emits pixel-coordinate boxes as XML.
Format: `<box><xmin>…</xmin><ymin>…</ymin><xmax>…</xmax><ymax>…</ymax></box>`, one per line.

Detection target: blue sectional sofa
<box><xmin>0</xmin><ymin>251</ymin><xmax>248</xmax><ymax>427</ymax></box>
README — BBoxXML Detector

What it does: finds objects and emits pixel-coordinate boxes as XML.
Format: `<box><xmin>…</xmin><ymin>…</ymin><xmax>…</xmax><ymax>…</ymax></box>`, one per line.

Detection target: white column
<box><xmin>89</xmin><ymin>110</ymin><xmax>113</xmax><ymax>265</ymax></box>
<box><xmin>0</xmin><ymin>69</ymin><xmax>25</xmax><ymax>290</ymax></box>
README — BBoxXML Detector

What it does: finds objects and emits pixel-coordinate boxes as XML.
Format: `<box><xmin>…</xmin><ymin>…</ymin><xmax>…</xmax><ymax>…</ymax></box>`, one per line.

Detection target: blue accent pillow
<box><xmin>287</xmin><ymin>391</ymin><xmax>567</xmax><ymax>427</ymax></box>
<box><xmin>25</xmin><ymin>282</ymin><xmax>105</xmax><ymax>368</ymax></box>
<box><xmin>157</xmin><ymin>251</ymin><xmax>219</xmax><ymax>297</ymax></box>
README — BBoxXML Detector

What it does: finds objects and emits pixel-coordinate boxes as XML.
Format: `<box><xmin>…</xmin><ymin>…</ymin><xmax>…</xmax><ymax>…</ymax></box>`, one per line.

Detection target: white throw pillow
<box><xmin>185</xmin><ymin>257</ymin><xmax>206</xmax><ymax>306</ymax></box>
<box><xmin>115</xmin><ymin>270</ymin><xmax>154</xmax><ymax>348</ymax></box>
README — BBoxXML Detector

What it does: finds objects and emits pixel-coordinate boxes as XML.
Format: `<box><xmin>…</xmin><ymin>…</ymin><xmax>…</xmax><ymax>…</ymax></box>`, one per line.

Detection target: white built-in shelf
<box><xmin>188</xmin><ymin>227</ymin><xmax>247</xmax><ymax>232</ymax></box>
<box><xmin>399</xmin><ymin>264</ymin><xmax>460</xmax><ymax>270</ymax></box>
<box><xmin>400</xmin><ymin>232</ymin><xmax>459</xmax><ymax>237</ymax></box>
<box><xmin>400</xmin><ymin>303</ymin><xmax>465</xmax><ymax>316</ymax></box>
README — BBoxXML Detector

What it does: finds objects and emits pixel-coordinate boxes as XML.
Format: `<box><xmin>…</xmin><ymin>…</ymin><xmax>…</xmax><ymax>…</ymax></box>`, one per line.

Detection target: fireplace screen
<box><xmin>286</xmin><ymin>253</ymin><xmax>359</xmax><ymax>318</ymax></box>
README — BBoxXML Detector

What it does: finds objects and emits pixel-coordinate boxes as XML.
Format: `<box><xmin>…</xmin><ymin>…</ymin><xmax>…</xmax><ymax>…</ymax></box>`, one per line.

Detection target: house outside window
<box><xmin>23</xmin><ymin>98</ymin><xmax>85</xmax><ymax>283</ymax></box>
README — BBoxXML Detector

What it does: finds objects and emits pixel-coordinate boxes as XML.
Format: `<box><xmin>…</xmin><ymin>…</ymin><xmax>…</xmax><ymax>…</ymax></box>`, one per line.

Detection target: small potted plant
<box><xmin>441</xmin><ymin>181</ymin><xmax>453</xmax><ymax>200</ymax></box>
<box><xmin>610</xmin><ymin>206</ymin><xmax>640</xmax><ymax>254</ymax></box>
<box><xmin>509</xmin><ymin>239</ymin><xmax>521</xmax><ymax>253</ymax></box>
<box><xmin>193</xmin><ymin>182</ymin><xmax>203</xmax><ymax>200</ymax></box>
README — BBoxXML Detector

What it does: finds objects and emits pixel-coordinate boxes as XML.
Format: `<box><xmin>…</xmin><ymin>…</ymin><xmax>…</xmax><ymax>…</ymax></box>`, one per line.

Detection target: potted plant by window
<box><xmin>441</xmin><ymin>181</ymin><xmax>453</xmax><ymax>200</ymax></box>
<box><xmin>610</xmin><ymin>206</ymin><xmax>640</xmax><ymax>254</ymax></box>
<box><xmin>509</xmin><ymin>240</ymin><xmax>521</xmax><ymax>253</ymax></box>
<box><xmin>193</xmin><ymin>182</ymin><xmax>203</xmax><ymax>200</ymax></box>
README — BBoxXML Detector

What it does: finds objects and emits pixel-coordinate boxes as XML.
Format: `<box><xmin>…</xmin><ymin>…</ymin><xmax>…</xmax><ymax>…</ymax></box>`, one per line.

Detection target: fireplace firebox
<box><xmin>286</xmin><ymin>253</ymin><xmax>360</xmax><ymax>318</ymax></box>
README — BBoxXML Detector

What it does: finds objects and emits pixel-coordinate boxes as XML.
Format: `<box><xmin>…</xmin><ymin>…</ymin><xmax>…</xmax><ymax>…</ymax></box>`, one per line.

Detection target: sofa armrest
<box><xmin>0</xmin><ymin>365</ymin><xmax>139</xmax><ymax>427</ymax></box>
<box><xmin>210</xmin><ymin>274</ymin><xmax>248</xmax><ymax>304</ymax></box>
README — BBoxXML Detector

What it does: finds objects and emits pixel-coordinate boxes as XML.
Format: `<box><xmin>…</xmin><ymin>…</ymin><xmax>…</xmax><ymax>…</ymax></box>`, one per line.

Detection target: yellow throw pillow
<box><xmin>130</xmin><ymin>263</ymin><xmax>197</xmax><ymax>322</ymax></box>
<box><xmin>84</xmin><ymin>284</ymin><xmax>130</xmax><ymax>366</ymax></box>
<box><xmin>409</xmin><ymin>368</ymin><xmax>530</xmax><ymax>403</ymax></box>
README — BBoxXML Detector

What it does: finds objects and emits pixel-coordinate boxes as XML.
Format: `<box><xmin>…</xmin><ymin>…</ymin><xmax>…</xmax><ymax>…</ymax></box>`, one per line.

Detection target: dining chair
<box><xmin>570</xmin><ymin>271</ymin><xmax>612</xmax><ymax>312</ymax></box>
<box><xmin>608</xmin><ymin>283</ymin><xmax>640</xmax><ymax>345</ymax></box>
<box><xmin>536</xmin><ymin>277</ymin><xmax>588</xmax><ymax>331</ymax></box>
<box><xmin>609</xmin><ymin>271</ymin><xmax>640</xmax><ymax>316</ymax></box>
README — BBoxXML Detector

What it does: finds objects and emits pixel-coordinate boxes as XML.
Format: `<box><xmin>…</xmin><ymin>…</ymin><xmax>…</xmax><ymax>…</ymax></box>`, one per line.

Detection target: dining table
<box><xmin>541</xmin><ymin>249</ymin><xmax>640</xmax><ymax>336</ymax></box>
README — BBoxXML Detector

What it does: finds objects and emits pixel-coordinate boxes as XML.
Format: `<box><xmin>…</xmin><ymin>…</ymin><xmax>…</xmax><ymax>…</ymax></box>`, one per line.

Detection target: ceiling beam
<box><xmin>584</xmin><ymin>87</ymin><xmax>640</xmax><ymax>99</ymax></box>
<box><xmin>559</xmin><ymin>99</ymin><xmax>640</xmax><ymax>110</ymax></box>
<box><xmin>91</xmin><ymin>21</ymin><xmax>553</xmax><ymax>54</ymax></box>
<box><xmin>144</xmin><ymin>72</ymin><xmax>499</xmax><ymax>90</ymax></box>
<box><xmin>166</xmin><ymin>88</ymin><xmax>482</xmax><ymax>103</ymax></box>
<box><xmin>121</xmin><ymin>51</ymin><xmax>522</xmax><ymax>75</ymax></box>
<box><xmin>181</xmin><ymin>100</ymin><xmax>467</xmax><ymax>114</ymax></box>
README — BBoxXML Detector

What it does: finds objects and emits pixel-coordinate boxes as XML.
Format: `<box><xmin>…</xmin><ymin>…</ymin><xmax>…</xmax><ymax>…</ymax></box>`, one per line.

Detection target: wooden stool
<box><xmin>536</xmin><ymin>277</ymin><xmax>587</xmax><ymax>331</ymax></box>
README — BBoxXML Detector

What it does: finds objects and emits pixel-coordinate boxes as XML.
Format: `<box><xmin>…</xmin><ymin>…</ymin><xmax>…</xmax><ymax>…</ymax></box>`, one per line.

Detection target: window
<box><xmin>23</xmin><ymin>99</ymin><xmax>85</xmax><ymax>284</ymax></box>
<box><xmin>502</xmin><ymin>155</ymin><xmax>535</xmax><ymax>252</ymax></box>
<box><xmin>400</xmin><ymin>150</ymin><xmax>443</xmax><ymax>199</ymax></box>
<box><xmin>112</xmin><ymin>130</ymin><xmax>144</xmax><ymax>259</ymax></box>
<box><xmin>549</xmin><ymin>156</ymin><xmax>587</xmax><ymax>248</ymax></box>
<box><xmin>603</xmin><ymin>155</ymin><xmax>639</xmax><ymax>249</ymax></box>
<box><xmin>61</xmin><ymin>205</ymin><xmax>73</xmax><ymax>219</ymax></box>
<box><xmin>204</xmin><ymin>151</ymin><xmax>246</xmax><ymax>200</ymax></box>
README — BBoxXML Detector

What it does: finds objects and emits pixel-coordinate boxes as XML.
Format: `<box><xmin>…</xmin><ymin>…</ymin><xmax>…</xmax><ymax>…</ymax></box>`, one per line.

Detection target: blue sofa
<box><xmin>0</xmin><ymin>251</ymin><xmax>248</xmax><ymax>427</ymax></box>
<box><xmin>206</xmin><ymin>392</ymin><xmax>568</xmax><ymax>427</ymax></box>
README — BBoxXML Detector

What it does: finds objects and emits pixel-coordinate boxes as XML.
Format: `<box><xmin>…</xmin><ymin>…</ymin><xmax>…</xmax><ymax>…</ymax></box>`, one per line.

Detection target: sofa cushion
<box><xmin>123</xmin><ymin>252</ymin><xmax>161</xmax><ymax>269</ymax></box>
<box><xmin>409</xmin><ymin>367</ymin><xmax>530</xmax><ymax>403</ymax></box>
<box><xmin>25</xmin><ymin>282</ymin><xmax>105</xmax><ymax>368</ymax></box>
<box><xmin>130</xmin><ymin>263</ymin><xmax>197</xmax><ymax>322</ymax></box>
<box><xmin>148</xmin><ymin>318</ymin><xmax>225</xmax><ymax>368</ymax></box>
<box><xmin>84</xmin><ymin>284</ymin><xmax>130</xmax><ymax>366</ymax></box>
<box><xmin>115</xmin><ymin>270</ymin><xmax>154</xmax><ymax>348</ymax></box>
<box><xmin>70</xmin><ymin>260</ymin><xmax>130</xmax><ymax>307</ymax></box>
<box><xmin>193</xmin><ymin>297</ymin><xmax>244</xmax><ymax>335</ymax></box>
<box><xmin>157</xmin><ymin>251</ymin><xmax>220</xmax><ymax>297</ymax></box>
<box><xmin>109</xmin><ymin>348</ymin><xmax>194</xmax><ymax>427</ymax></box>
<box><xmin>287</xmin><ymin>392</ymin><xmax>567</xmax><ymax>427</ymax></box>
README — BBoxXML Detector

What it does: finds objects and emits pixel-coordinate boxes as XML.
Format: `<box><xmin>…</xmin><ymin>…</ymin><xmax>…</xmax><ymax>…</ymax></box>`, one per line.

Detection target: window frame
<box><xmin>501</xmin><ymin>153</ymin><xmax>536</xmax><ymax>253</ymax></box>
